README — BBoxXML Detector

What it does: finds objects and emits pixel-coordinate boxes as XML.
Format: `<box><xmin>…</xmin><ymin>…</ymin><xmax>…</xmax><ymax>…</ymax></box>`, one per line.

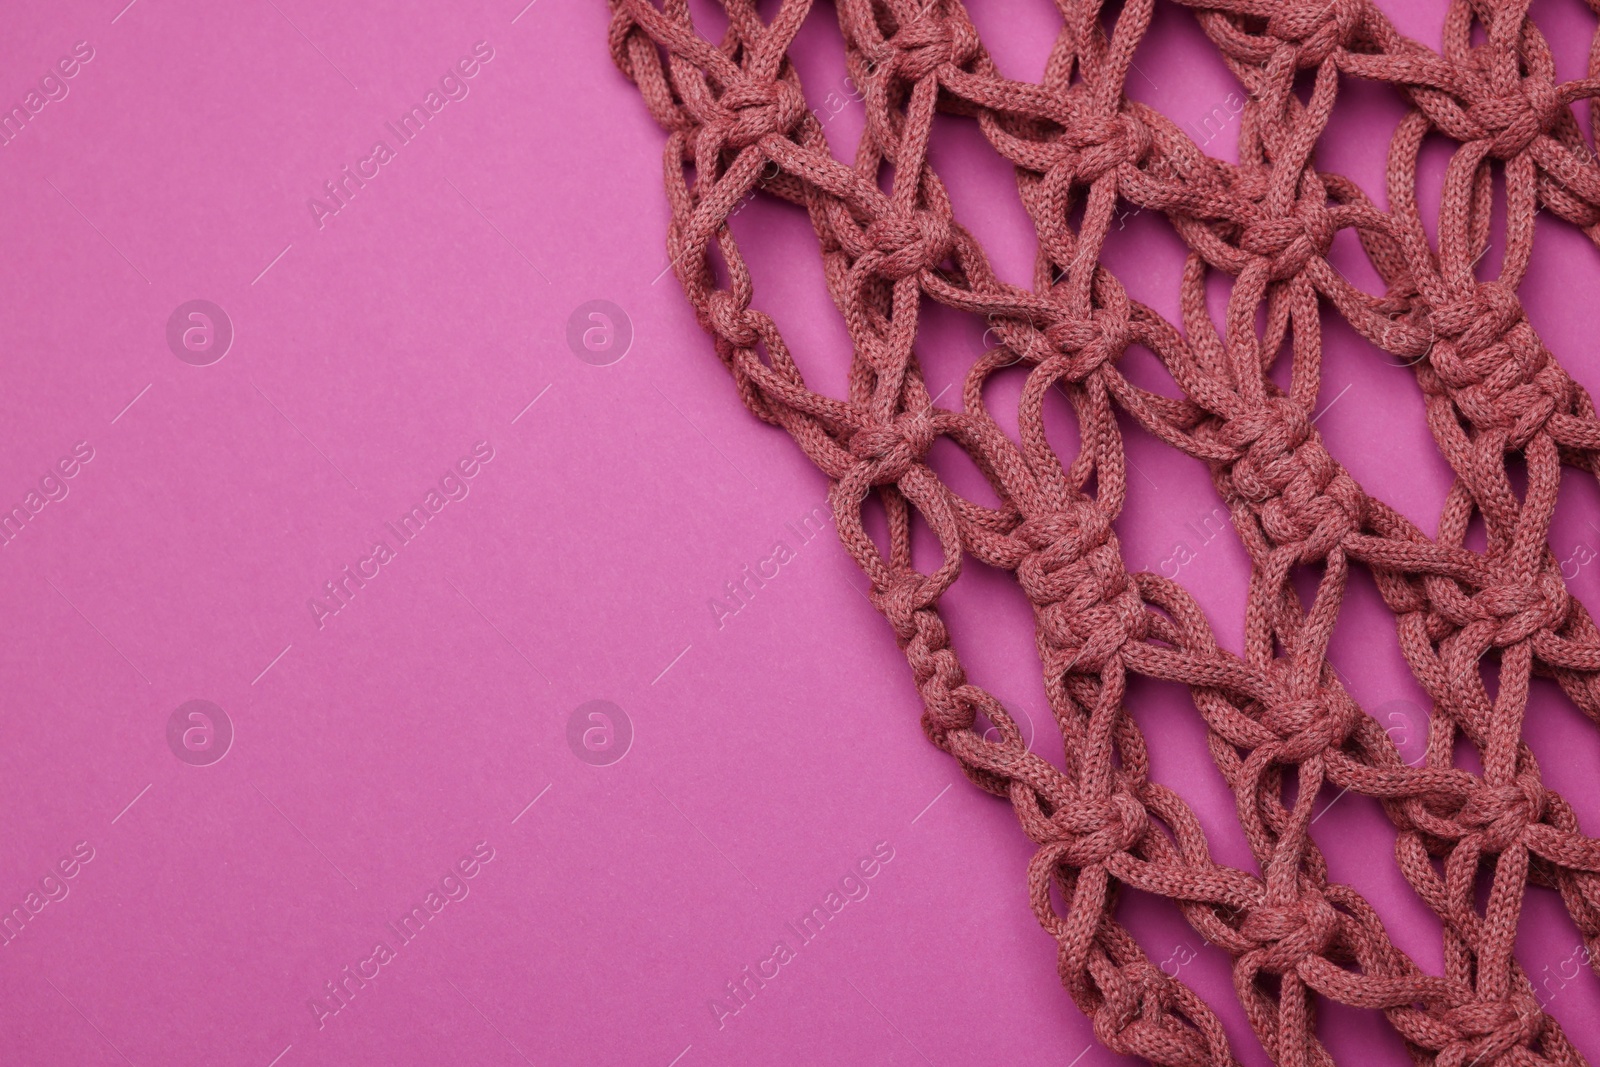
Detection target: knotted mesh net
<box><xmin>606</xmin><ymin>0</ymin><xmax>1600</xmax><ymax>1063</ymax></box>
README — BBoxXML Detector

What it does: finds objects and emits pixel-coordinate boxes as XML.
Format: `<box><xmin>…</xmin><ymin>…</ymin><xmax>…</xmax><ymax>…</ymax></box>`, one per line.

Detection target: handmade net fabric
<box><xmin>605</xmin><ymin>0</ymin><xmax>1600</xmax><ymax>1063</ymax></box>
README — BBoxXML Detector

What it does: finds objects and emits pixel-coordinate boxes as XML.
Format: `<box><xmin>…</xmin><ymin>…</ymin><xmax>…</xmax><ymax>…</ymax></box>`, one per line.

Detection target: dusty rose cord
<box><xmin>606</xmin><ymin>0</ymin><xmax>1600</xmax><ymax>1064</ymax></box>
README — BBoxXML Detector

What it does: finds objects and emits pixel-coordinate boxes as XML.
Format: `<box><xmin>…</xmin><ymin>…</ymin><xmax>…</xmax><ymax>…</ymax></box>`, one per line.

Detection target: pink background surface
<box><xmin>2</xmin><ymin>0</ymin><xmax>1599</xmax><ymax>1064</ymax></box>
